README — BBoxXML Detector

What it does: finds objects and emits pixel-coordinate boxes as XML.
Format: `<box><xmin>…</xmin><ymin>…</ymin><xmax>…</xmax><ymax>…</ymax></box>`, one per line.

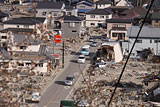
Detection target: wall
<box><xmin>107</xmin><ymin>22</ymin><xmax>132</xmax><ymax>38</ymax></box>
<box><xmin>62</xmin><ymin>22</ymin><xmax>82</xmax><ymax>38</ymax></box>
<box><xmin>77</xmin><ymin>3</ymin><xmax>93</xmax><ymax>9</ymax></box>
<box><xmin>86</xmin><ymin>14</ymin><xmax>112</xmax><ymax>27</ymax></box>
<box><xmin>36</xmin><ymin>9</ymin><xmax>62</xmax><ymax>18</ymax></box>
<box><xmin>3</xmin><ymin>24</ymin><xmax>35</xmax><ymax>29</ymax></box>
<box><xmin>9</xmin><ymin>44</ymin><xmax>40</xmax><ymax>52</ymax></box>
<box><xmin>97</xmin><ymin>4</ymin><xmax>111</xmax><ymax>9</ymax></box>
<box><xmin>122</xmin><ymin>38</ymin><xmax>160</xmax><ymax>57</ymax></box>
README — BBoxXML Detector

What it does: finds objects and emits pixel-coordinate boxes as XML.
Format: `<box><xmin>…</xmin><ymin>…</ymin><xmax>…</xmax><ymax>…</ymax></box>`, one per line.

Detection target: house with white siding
<box><xmin>85</xmin><ymin>9</ymin><xmax>112</xmax><ymax>27</ymax></box>
<box><xmin>122</xmin><ymin>26</ymin><xmax>160</xmax><ymax>58</ymax></box>
<box><xmin>95</xmin><ymin>0</ymin><xmax>112</xmax><ymax>9</ymax></box>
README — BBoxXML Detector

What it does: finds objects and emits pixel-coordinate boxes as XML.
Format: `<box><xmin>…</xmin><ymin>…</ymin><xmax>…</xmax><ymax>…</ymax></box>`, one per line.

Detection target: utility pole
<box><xmin>62</xmin><ymin>41</ymin><xmax>64</xmax><ymax>68</ymax></box>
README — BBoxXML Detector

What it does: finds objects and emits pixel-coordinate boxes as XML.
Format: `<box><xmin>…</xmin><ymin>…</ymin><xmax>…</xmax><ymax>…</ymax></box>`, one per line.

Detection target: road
<box><xmin>34</xmin><ymin>36</ymin><xmax>101</xmax><ymax>107</ymax></box>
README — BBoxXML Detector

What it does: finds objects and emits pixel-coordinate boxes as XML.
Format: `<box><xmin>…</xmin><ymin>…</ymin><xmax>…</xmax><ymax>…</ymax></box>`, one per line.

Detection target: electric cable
<box><xmin>107</xmin><ymin>0</ymin><xmax>155</xmax><ymax>106</ymax></box>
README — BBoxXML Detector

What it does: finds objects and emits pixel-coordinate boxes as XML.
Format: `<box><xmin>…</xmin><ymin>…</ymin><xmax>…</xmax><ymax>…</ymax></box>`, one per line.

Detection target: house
<box><xmin>95</xmin><ymin>0</ymin><xmax>112</xmax><ymax>9</ymax></box>
<box><xmin>0</xmin><ymin>28</ymin><xmax>56</xmax><ymax>73</ymax></box>
<box><xmin>0</xmin><ymin>11</ymin><xmax>9</xmax><ymax>22</ymax></box>
<box><xmin>36</xmin><ymin>1</ymin><xmax>65</xmax><ymax>18</ymax></box>
<box><xmin>122</xmin><ymin>26</ymin><xmax>160</xmax><ymax>58</ymax></box>
<box><xmin>116</xmin><ymin>0</ymin><xmax>133</xmax><ymax>7</ymax></box>
<box><xmin>85</xmin><ymin>8</ymin><xmax>112</xmax><ymax>27</ymax></box>
<box><xmin>140</xmin><ymin>12</ymin><xmax>160</xmax><ymax>26</ymax></box>
<box><xmin>56</xmin><ymin>15</ymin><xmax>83</xmax><ymax>38</ymax></box>
<box><xmin>76</xmin><ymin>1</ymin><xmax>94</xmax><ymax>19</ymax></box>
<box><xmin>107</xmin><ymin>7</ymin><xmax>146</xmax><ymax>40</ymax></box>
<box><xmin>106</xmin><ymin>19</ymin><xmax>132</xmax><ymax>40</ymax></box>
<box><xmin>64</xmin><ymin>5</ymin><xmax>78</xmax><ymax>16</ymax></box>
<box><xmin>2</xmin><ymin>17</ymin><xmax>47</xmax><ymax>31</ymax></box>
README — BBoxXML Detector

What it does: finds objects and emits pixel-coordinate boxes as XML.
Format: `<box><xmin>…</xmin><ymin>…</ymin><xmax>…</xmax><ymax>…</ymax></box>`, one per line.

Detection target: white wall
<box><xmin>3</xmin><ymin>24</ymin><xmax>35</xmax><ymax>29</ymax></box>
<box><xmin>9</xmin><ymin>45</ymin><xmax>40</xmax><ymax>52</ymax></box>
<box><xmin>97</xmin><ymin>4</ymin><xmax>111</xmax><ymax>9</ymax></box>
<box><xmin>85</xmin><ymin>14</ymin><xmax>112</xmax><ymax>27</ymax></box>
<box><xmin>122</xmin><ymin>38</ymin><xmax>160</xmax><ymax>57</ymax></box>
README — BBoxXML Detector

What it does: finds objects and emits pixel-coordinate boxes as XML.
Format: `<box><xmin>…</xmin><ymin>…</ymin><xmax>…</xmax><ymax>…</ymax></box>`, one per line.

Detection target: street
<box><xmin>34</xmin><ymin>36</ymin><xmax>101</xmax><ymax>107</ymax></box>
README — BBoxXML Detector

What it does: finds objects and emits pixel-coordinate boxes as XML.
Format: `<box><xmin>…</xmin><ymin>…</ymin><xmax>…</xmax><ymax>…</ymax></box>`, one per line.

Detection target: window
<box><xmin>72</xmin><ymin>30</ymin><xmax>77</xmax><ymax>32</ymax></box>
<box><xmin>69</xmin><ymin>23</ymin><xmax>75</xmax><ymax>28</ymax></box>
<box><xmin>26</xmin><ymin>63</ymin><xmax>31</xmax><ymax>66</ymax></box>
<box><xmin>67</xmin><ymin>12</ymin><xmax>72</xmax><ymax>15</ymax></box>
<box><xmin>154</xmin><ymin>40</ymin><xmax>160</xmax><ymax>43</ymax></box>
<box><xmin>112</xmin><ymin>24</ymin><xmax>126</xmax><ymax>28</ymax></box>
<box><xmin>150</xmin><ymin>40</ymin><xmax>152</xmax><ymax>43</ymax></box>
<box><xmin>91</xmin><ymin>23</ymin><xmax>95</xmax><ymax>26</ymax></box>
<box><xmin>53</xmin><ymin>13</ymin><xmax>57</xmax><ymax>16</ymax></box>
<box><xmin>106</xmin><ymin>15</ymin><xmax>109</xmax><ymax>18</ymax></box>
<box><xmin>35</xmin><ymin>63</ymin><xmax>43</xmax><ymax>67</ymax></box>
<box><xmin>155</xmin><ymin>20</ymin><xmax>159</xmax><ymax>23</ymax></box>
<box><xmin>20</xmin><ymin>46</ymin><xmax>27</xmax><ymax>49</ymax></box>
<box><xmin>80</xmin><ymin>6</ymin><xmax>85</xmax><ymax>9</ymax></box>
<box><xmin>112</xmin><ymin>33</ymin><xmax>117</xmax><ymax>37</ymax></box>
<box><xmin>100</xmin><ymin>16</ymin><xmax>104</xmax><ymax>18</ymax></box>
<box><xmin>24</xmin><ymin>25</ymin><xmax>29</xmax><ymax>28</ymax></box>
<box><xmin>19</xmin><ymin>63</ymin><xmax>24</xmax><ymax>66</ymax></box>
<box><xmin>17</xmin><ymin>25</ymin><xmax>19</xmax><ymax>28</ymax></box>
<box><xmin>90</xmin><ymin>15</ymin><xmax>95</xmax><ymax>18</ymax></box>
<box><xmin>118</xmin><ymin>24</ymin><xmax>126</xmax><ymax>27</ymax></box>
<box><xmin>42</xmin><ymin>12</ymin><xmax>47</xmax><ymax>16</ymax></box>
<box><xmin>1</xmin><ymin>36</ymin><xmax>7</xmax><ymax>39</ymax></box>
<box><xmin>136</xmin><ymin>40</ymin><xmax>142</xmax><ymax>43</ymax></box>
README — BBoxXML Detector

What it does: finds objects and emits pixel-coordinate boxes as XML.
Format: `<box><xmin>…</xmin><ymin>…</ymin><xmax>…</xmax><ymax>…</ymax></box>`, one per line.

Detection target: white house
<box><xmin>116</xmin><ymin>0</ymin><xmax>133</xmax><ymax>7</ymax></box>
<box><xmin>122</xmin><ymin>26</ymin><xmax>160</xmax><ymax>58</ymax></box>
<box><xmin>95</xmin><ymin>0</ymin><xmax>112</xmax><ymax>9</ymax></box>
<box><xmin>3</xmin><ymin>17</ymin><xmax>47</xmax><ymax>29</ymax></box>
<box><xmin>85</xmin><ymin>9</ymin><xmax>112</xmax><ymax>27</ymax></box>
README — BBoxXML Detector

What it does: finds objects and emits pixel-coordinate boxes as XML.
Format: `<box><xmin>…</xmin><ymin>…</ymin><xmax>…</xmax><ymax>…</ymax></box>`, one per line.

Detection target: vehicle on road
<box><xmin>65</xmin><ymin>75</ymin><xmax>75</xmax><ymax>86</ymax></box>
<box><xmin>60</xmin><ymin>100</ymin><xmax>75</xmax><ymax>107</ymax></box>
<box><xmin>31</xmin><ymin>92</ymin><xmax>41</xmax><ymax>103</ymax></box>
<box><xmin>89</xmin><ymin>37</ymin><xmax>95</xmax><ymax>42</ymax></box>
<box><xmin>91</xmin><ymin>41</ymin><xmax>97</xmax><ymax>47</ymax></box>
<box><xmin>81</xmin><ymin>45</ymin><xmax>90</xmax><ymax>55</ymax></box>
<box><xmin>78</xmin><ymin>55</ymin><xmax>86</xmax><ymax>63</ymax></box>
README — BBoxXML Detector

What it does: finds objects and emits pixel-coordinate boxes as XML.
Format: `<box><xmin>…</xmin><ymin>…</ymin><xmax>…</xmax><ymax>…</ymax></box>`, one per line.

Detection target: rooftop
<box><xmin>107</xmin><ymin>19</ymin><xmax>133</xmax><ymax>23</ymax></box>
<box><xmin>36</xmin><ymin>1</ymin><xmax>63</xmax><ymax>9</ymax></box>
<box><xmin>0</xmin><ymin>28</ymin><xmax>33</xmax><ymax>33</ymax></box>
<box><xmin>76</xmin><ymin>1</ymin><xmax>93</xmax><ymax>6</ymax></box>
<box><xmin>86</xmin><ymin>9</ymin><xmax>112</xmax><ymax>15</ymax></box>
<box><xmin>3</xmin><ymin>17</ymin><xmax>46</xmax><ymax>25</ymax></box>
<box><xmin>127</xmin><ymin>26</ymin><xmax>160</xmax><ymax>39</ymax></box>
<box><xmin>57</xmin><ymin>15</ymin><xmax>82</xmax><ymax>22</ymax></box>
<box><xmin>96</xmin><ymin>0</ymin><xmax>112</xmax><ymax>5</ymax></box>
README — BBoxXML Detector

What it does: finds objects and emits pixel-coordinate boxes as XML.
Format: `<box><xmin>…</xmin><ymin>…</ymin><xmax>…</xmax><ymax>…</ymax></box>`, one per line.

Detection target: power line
<box><xmin>107</xmin><ymin>0</ymin><xmax>155</xmax><ymax>106</ymax></box>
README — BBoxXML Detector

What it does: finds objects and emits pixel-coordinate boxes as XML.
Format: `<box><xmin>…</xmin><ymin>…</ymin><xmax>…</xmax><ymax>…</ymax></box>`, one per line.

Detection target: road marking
<box><xmin>73</xmin><ymin>72</ymin><xmax>79</xmax><ymax>76</ymax></box>
<box><xmin>45</xmin><ymin>86</ymin><xmax>61</xmax><ymax>107</ymax></box>
<box><xmin>64</xmin><ymin>86</ymin><xmax>71</xmax><ymax>89</ymax></box>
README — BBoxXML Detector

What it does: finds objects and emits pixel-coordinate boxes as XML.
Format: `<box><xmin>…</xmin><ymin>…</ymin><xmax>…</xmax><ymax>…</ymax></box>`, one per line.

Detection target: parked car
<box><xmin>78</xmin><ymin>55</ymin><xmax>86</xmax><ymax>63</ymax></box>
<box><xmin>89</xmin><ymin>37</ymin><xmax>95</xmax><ymax>42</ymax></box>
<box><xmin>91</xmin><ymin>42</ymin><xmax>97</xmax><ymax>47</ymax></box>
<box><xmin>77</xmin><ymin>99</ymin><xmax>89</xmax><ymax>107</ymax></box>
<box><xmin>65</xmin><ymin>75</ymin><xmax>75</xmax><ymax>86</ymax></box>
<box><xmin>96</xmin><ymin>60</ymin><xmax>107</xmax><ymax>68</ymax></box>
<box><xmin>31</xmin><ymin>92</ymin><xmax>41</xmax><ymax>103</ymax></box>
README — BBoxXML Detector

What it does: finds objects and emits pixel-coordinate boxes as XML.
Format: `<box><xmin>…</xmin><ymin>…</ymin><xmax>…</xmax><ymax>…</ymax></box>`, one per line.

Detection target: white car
<box><xmin>78</xmin><ymin>55</ymin><xmax>86</xmax><ymax>63</ymax></box>
<box><xmin>96</xmin><ymin>60</ymin><xmax>107</xmax><ymax>68</ymax></box>
<box><xmin>32</xmin><ymin>92</ymin><xmax>41</xmax><ymax>103</ymax></box>
<box><xmin>65</xmin><ymin>75</ymin><xmax>75</xmax><ymax>86</ymax></box>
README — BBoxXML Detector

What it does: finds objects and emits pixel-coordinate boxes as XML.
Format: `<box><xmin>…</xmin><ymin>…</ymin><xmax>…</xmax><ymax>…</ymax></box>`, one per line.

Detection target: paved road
<box><xmin>34</xmin><ymin>36</ymin><xmax>101</xmax><ymax>107</ymax></box>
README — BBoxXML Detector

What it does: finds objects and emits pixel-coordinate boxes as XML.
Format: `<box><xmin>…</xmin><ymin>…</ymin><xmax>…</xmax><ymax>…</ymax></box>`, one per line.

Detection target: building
<box><xmin>76</xmin><ymin>1</ymin><xmax>94</xmax><ymax>19</ymax></box>
<box><xmin>36</xmin><ymin>1</ymin><xmax>65</xmax><ymax>18</ymax></box>
<box><xmin>2</xmin><ymin>17</ymin><xmax>47</xmax><ymax>30</ymax></box>
<box><xmin>107</xmin><ymin>19</ymin><xmax>132</xmax><ymax>40</ymax></box>
<box><xmin>85</xmin><ymin>8</ymin><xmax>112</xmax><ymax>27</ymax></box>
<box><xmin>95</xmin><ymin>0</ymin><xmax>112</xmax><ymax>9</ymax></box>
<box><xmin>116</xmin><ymin>0</ymin><xmax>133</xmax><ymax>7</ymax></box>
<box><xmin>122</xmin><ymin>26</ymin><xmax>160</xmax><ymax>58</ymax></box>
<box><xmin>107</xmin><ymin>7</ymin><xmax>146</xmax><ymax>40</ymax></box>
<box><xmin>56</xmin><ymin>15</ymin><xmax>83</xmax><ymax>38</ymax></box>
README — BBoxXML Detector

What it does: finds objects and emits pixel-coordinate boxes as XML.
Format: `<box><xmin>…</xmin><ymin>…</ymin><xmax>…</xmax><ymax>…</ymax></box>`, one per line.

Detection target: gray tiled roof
<box><xmin>107</xmin><ymin>19</ymin><xmax>133</xmax><ymax>23</ymax></box>
<box><xmin>0</xmin><ymin>11</ymin><xmax>9</xmax><ymax>18</ymax></box>
<box><xmin>86</xmin><ymin>9</ymin><xmax>112</xmax><ymax>15</ymax></box>
<box><xmin>57</xmin><ymin>15</ymin><xmax>82</xmax><ymax>22</ymax></box>
<box><xmin>96</xmin><ymin>0</ymin><xmax>112</xmax><ymax>5</ymax></box>
<box><xmin>3</xmin><ymin>17</ymin><xmax>46</xmax><ymax>25</ymax></box>
<box><xmin>0</xmin><ymin>28</ymin><xmax>33</xmax><ymax>33</ymax></box>
<box><xmin>127</xmin><ymin>26</ymin><xmax>160</xmax><ymax>39</ymax></box>
<box><xmin>36</xmin><ymin>1</ymin><xmax>63</xmax><ymax>9</ymax></box>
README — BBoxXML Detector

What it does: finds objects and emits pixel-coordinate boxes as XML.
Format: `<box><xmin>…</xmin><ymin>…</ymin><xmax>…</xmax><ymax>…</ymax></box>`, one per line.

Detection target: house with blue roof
<box><xmin>76</xmin><ymin>1</ymin><xmax>94</xmax><ymax>19</ymax></box>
